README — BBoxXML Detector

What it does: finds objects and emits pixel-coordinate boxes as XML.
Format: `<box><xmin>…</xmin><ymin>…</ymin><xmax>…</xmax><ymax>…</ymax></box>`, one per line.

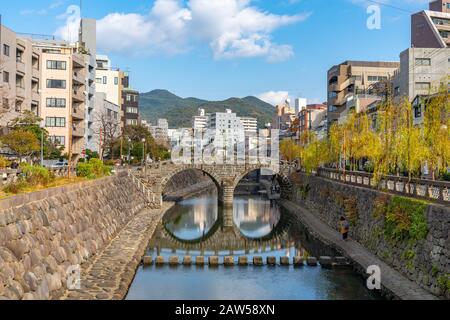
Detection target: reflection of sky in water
<box><xmin>233</xmin><ymin>196</ymin><xmax>281</xmax><ymax>238</ymax></box>
<box><xmin>165</xmin><ymin>195</ymin><xmax>281</xmax><ymax>240</ymax></box>
<box><xmin>165</xmin><ymin>195</ymin><xmax>218</xmax><ymax>241</ymax></box>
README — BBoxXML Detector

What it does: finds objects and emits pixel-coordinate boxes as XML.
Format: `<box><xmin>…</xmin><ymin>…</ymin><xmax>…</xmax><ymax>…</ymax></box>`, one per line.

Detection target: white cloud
<box><xmin>257</xmin><ymin>91</ymin><xmax>290</xmax><ymax>106</ymax></box>
<box><xmin>55</xmin><ymin>0</ymin><xmax>310</xmax><ymax>62</ymax></box>
<box><xmin>54</xmin><ymin>5</ymin><xmax>80</xmax><ymax>43</ymax></box>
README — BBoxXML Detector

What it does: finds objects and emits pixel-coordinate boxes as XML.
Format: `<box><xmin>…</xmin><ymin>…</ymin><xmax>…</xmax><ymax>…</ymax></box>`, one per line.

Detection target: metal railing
<box><xmin>317</xmin><ymin>167</ymin><xmax>450</xmax><ymax>204</ymax></box>
<box><xmin>128</xmin><ymin>169</ymin><xmax>162</xmax><ymax>206</ymax></box>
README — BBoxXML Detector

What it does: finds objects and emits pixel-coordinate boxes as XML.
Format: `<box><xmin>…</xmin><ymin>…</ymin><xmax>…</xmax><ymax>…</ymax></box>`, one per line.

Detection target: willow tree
<box><xmin>303</xmin><ymin>134</ymin><xmax>329</xmax><ymax>174</ymax></box>
<box><xmin>423</xmin><ymin>89</ymin><xmax>450</xmax><ymax>180</ymax></box>
<box><xmin>280</xmin><ymin>139</ymin><xmax>302</xmax><ymax>162</ymax></box>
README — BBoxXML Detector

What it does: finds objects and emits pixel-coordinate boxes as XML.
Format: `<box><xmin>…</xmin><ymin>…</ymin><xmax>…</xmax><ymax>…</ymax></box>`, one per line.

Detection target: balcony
<box><xmin>72</xmin><ymin>126</ymin><xmax>85</xmax><ymax>138</ymax></box>
<box><xmin>32</xmin><ymin>91</ymin><xmax>40</xmax><ymax>103</ymax></box>
<box><xmin>73</xmin><ymin>71</ymin><xmax>85</xmax><ymax>85</ymax></box>
<box><xmin>72</xmin><ymin>107</ymin><xmax>85</xmax><ymax>120</ymax></box>
<box><xmin>16</xmin><ymin>60</ymin><xmax>26</xmax><ymax>74</ymax></box>
<box><xmin>72</xmin><ymin>89</ymin><xmax>85</xmax><ymax>102</ymax></box>
<box><xmin>16</xmin><ymin>86</ymin><xmax>25</xmax><ymax>99</ymax></box>
<box><xmin>32</xmin><ymin>67</ymin><xmax>40</xmax><ymax>79</ymax></box>
<box><xmin>72</xmin><ymin>54</ymin><xmax>85</xmax><ymax>69</ymax></box>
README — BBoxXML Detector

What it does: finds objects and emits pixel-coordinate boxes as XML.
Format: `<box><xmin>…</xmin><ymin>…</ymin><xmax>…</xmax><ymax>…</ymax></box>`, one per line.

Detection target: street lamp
<box><xmin>39</xmin><ymin>120</ymin><xmax>45</xmax><ymax>167</ymax></box>
<box><xmin>142</xmin><ymin>138</ymin><xmax>146</xmax><ymax>167</ymax></box>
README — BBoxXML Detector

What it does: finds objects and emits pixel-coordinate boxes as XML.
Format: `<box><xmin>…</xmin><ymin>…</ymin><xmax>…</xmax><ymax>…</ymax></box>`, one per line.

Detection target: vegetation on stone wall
<box><xmin>76</xmin><ymin>158</ymin><xmax>112</xmax><ymax>180</ymax></box>
<box><xmin>383</xmin><ymin>196</ymin><xmax>429</xmax><ymax>241</ymax></box>
<box><xmin>334</xmin><ymin>192</ymin><xmax>359</xmax><ymax>225</ymax></box>
<box><xmin>437</xmin><ymin>274</ymin><xmax>450</xmax><ymax>295</ymax></box>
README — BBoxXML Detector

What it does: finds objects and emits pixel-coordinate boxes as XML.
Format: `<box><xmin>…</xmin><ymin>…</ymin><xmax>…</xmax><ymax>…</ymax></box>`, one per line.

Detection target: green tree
<box><xmin>0</xmin><ymin>129</ymin><xmax>40</xmax><ymax>161</ymax></box>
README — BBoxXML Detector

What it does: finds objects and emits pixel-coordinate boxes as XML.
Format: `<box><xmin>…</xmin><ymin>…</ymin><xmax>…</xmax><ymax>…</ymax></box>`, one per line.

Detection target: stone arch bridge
<box><xmin>128</xmin><ymin>161</ymin><xmax>297</xmax><ymax>208</ymax></box>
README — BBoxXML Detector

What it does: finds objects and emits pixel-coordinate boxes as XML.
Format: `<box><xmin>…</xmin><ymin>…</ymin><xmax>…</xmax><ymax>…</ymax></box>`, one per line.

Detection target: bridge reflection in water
<box><xmin>151</xmin><ymin>191</ymin><xmax>298</xmax><ymax>256</ymax></box>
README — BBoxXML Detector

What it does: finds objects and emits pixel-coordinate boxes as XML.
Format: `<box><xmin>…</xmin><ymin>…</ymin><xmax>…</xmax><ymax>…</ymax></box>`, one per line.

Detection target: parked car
<box><xmin>51</xmin><ymin>161</ymin><xmax>68</xmax><ymax>169</ymax></box>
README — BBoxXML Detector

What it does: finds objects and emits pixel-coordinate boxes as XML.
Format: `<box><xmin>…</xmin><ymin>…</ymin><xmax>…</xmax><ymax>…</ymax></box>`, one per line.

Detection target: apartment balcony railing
<box><xmin>72</xmin><ymin>126</ymin><xmax>85</xmax><ymax>138</ymax></box>
<box><xmin>16</xmin><ymin>60</ymin><xmax>26</xmax><ymax>74</ymax></box>
<box><xmin>31</xmin><ymin>91</ymin><xmax>40</xmax><ymax>103</ymax></box>
<box><xmin>317</xmin><ymin>167</ymin><xmax>450</xmax><ymax>204</ymax></box>
<box><xmin>72</xmin><ymin>89</ymin><xmax>85</xmax><ymax>102</ymax></box>
<box><xmin>72</xmin><ymin>54</ymin><xmax>85</xmax><ymax>68</ymax></box>
<box><xmin>32</xmin><ymin>67</ymin><xmax>40</xmax><ymax>79</ymax></box>
<box><xmin>73</xmin><ymin>71</ymin><xmax>85</xmax><ymax>85</ymax></box>
<box><xmin>15</xmin><ymin>86</ymin><xmax>25</xmax><ymax>99</ymax></box>
<box><xmin>72</xmin><ymin>107</ymin><xmax>85</xmax><ymax>120</ymax></box>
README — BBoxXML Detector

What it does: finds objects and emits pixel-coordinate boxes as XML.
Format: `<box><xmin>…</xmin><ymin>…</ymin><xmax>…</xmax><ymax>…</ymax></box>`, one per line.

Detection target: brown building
<box><xmin>412</xmin><ymin>0</ymin><xmax>450</xmax><ymax>48</ymax></box>
<box><xmin>122</xmin><ymin>87</ymin><xmax>140</xmax><ymax>127</ymax></box>
<box><xmin>327</xmin><ymin>60</ymin><xmax>399</xmax><ymax>129</ymax></box>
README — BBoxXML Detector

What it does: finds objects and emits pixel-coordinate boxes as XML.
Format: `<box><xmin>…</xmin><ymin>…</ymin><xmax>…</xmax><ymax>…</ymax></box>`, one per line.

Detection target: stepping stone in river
<box><xmin>169</xmin><ymin>256</ymin><xmax>179</xmax><ymax>266</ymax></box>
<box><xmin>267</xmin><ymin>256</ymin><xmax>277</xmax><ymax>266</ymax></box>
<box><xmin>238</xmin><ymin>256</ymin><xmax>248</xmax><ymax>266</ymax></box>
<box><xmin>208</xmin><ymin>256</ymin><xmax>219</xmax><ymax>267</ymax></box>
<box><xmin>196</xmin><ymin>256</ymin><xmax>205</xmax><ymax>266</ymax></box>
<box><xmin>224</xmin><ymin>256</ymin><xmax>234</xmax><ymax>266</ymax></box>
<box><xmin>155</xmin><ymin>256</ymin><xmax>165</xmax><ymax>266</ymax></box>
<box><xmin>253</xmin><ymin>256</ymin><xmax>263</xmax><ymax>266</ymax></box>
<box><xmin>293</xmin><ymin>257</ymin><xmax>304</xmax><ymax>267</ymax></box>
<box><xmin>319</xmin><ymin>256</ymin><xmax>333</xmax><ymax>268</ymax></box>
<box><xmin>307</xmin><ymin>257</ymin><xmax>318</xmax><ymax>266</ymax></box>
<box><xmin>280</xmin><ymin>256</ymin><xmax>290</xmax><ymax>266</ymax></box>
<box><xmin>142</xmin><ymin>256</ymin><xmax>153</xmax><ymax>266</ymax></box>
<box><xmin>183</xmin><ymin>256</ymin><xmax>192</xmax><ymax>266</ymax></box>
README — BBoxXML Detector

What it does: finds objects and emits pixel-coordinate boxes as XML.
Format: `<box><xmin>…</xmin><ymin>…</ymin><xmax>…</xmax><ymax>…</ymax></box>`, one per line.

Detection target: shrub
<box><xmin>0</xmin><ymin>157</ymin><xmax>11</xmax><ymax>169</ymax></box>
<box><xmin>384</xmin><ymin>196</ymin><xmax>428</xmax><ymax>241</ymax></box>
<box><xmin>76</xmin><ymin>159</ymin><xmax>111</xmax><ymax>179</ymax></box>
<box><xmin>3</xmin><ymin>180</ymin><xmax>29</xmax><ymax>194</ymax></box>
<box><xmin>21</xmin><ymin>164</ymin><xmax>55</xmax><ymax>186</ymax></box>
<box><xmin>440</xmin><ymin>171</ymin><xmax>450</xmax><ymax>181</ymax></box>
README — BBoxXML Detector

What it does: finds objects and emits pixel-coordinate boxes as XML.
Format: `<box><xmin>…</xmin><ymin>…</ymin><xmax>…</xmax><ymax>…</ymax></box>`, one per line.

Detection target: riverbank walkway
<box><xmin>279</xmin><ymin>199</ymin><xmax>438</xmax><ymax>300</ymax></box>
<box><xmin>60</xmin><ymin>203</ymin><xmax>173</xmax><ymax>300</ymax></box>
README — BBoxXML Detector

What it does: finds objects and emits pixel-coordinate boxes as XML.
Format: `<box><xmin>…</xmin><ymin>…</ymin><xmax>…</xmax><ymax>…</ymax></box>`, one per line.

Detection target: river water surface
<box><xmin>126</xmin><ymin>192</ymin><xmax>381</xmax><ymax>300</ymax></box>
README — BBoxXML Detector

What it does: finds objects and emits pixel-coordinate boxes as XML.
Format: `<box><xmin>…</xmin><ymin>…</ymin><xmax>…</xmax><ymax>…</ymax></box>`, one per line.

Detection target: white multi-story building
<box><xmin>240</xmin><ymin>117</ymin><xmax>258</xmax><ymax>135</ymax></box>
<box><xmin>192</xmin><ymin>108</ymin><xmax>208</xmax><ymax>130</ymax></box>
<box><xmin>294</xmin><ymin>98</ymin><xmax>307</xmax><ymax>115</ymax></box>
<box><xmin>150</xmin><ymin>118</ymin><xmax>169</xmax><ymax>142</ymax></box>
<box><xmin>95</xmin><ymin>55</ymin><xmax>122</xmax><ymax>107</ymax></box>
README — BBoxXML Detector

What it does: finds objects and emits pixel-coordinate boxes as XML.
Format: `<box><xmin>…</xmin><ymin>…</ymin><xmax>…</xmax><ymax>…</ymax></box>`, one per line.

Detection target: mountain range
<box><xmin>139</xmin><ymin>90</ymin><xmax>275</xmax><ymax>128</ymax></box>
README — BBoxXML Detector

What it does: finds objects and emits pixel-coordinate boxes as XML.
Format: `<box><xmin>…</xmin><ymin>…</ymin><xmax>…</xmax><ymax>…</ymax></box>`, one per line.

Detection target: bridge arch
<box><xmin>160</xmin><ymin>166</ymin><xmax>222</xmax><ymax>196</ymax></box>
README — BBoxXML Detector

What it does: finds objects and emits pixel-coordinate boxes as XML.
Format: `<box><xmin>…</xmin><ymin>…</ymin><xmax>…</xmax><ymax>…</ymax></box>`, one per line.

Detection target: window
<box><xmin>415</xmin><ymin>58</ymin><xmax>431</xmax><ymax>66</ymax></box>
<box><xmin>415</xmin><ymin>82</ymin><xmax>431</xmax><ymax>91</ymax></box>
<box><xmin>3</xmin><ymin>71</ymin><xmax>9</xmax><ymax>83</ymax></box>
<box><xmin>46</xmin><ymin>79</ymin><xmax>66</xmax><ymax>89</ymax></box>
<box><xmin>394</xmin><ymin>86</ymin><xmax>400</xmax><ymax>96</ymax></box>
<box><xmin>102</xmin><ymin>76</ymin><xmax>107</xmax><ymax>84</ymax></box>
<box><xmin>133</xmin><ymin>95</ymin><xmax>138</xmax><ymax>103</ymax></box>
<box><xmin>49</xmin><ymin>136</ymin><xmax>65</xmax><ymax>146</ymax></box>
<box><xmin>114</xmin><ymin>77</ymin><xmax>118</xmax><ymax>85</ymax></box>
<box><xmin>368</xmin><ymin>75</ymin><xmax>388</xmax><ymax>82</ymax></box>
<box><xmin>126</xmin><ymin>107</ymin><xmax>138</xmax><ymax>114</ymax></box>
<box><xmin>126</xmin><ymin>119</ymin><xmax>138</xmax><ymax>126</ymax></box>
<box><xmin>45</xmin><ymin>117</ymin><xmax>66</xmax><ymax>127</ymax></box>
<box><xmin>46</xmin><ymin>98</ymin><xmax>66</xmax><ymax>108</ymax></box>
<box><xmin>3</xmin><ymin>44</ymin><xmax>10</xmax><ymax>56</ymax></box>
<box><xmin>95</xmin><ymin>78</ymin><xmax>102</xmax><ymax>84</ymax></box>
<box><xmin>46</xmin><ymin>60</ymin><xmax>66</xmax><ymax>70</ymax></box>
<box><xmin>414</xmin><ymin>106</ymin><xmax>422</xmax><ymax>118</ymax></box>
<box><xmin>2</xmin><ymin>98</ymin><xmax>9</xmax><ymax>109</ymax></box>
<box><xmin>16</xmin><ymin>50</ymin><xmax>23</xmax><ymax>62</ymax></box>
<box><xmin>126</xmin><ymin>94</ymin><xmax>131</xmax><ymax>102</ymax></box>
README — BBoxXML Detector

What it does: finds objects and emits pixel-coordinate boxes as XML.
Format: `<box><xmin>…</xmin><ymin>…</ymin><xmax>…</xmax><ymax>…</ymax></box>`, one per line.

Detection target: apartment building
<box><xmin>90</xmin><ymin>92</ymin><xmax>121</xmax><ymax>154</ymax></box>
<box><xmin>192</xmin><ymin>108</ymin><xmax>208</xmax><ymax>131</ymax></box>
<box><xmin>327</xmin><ymin>60</ymin><xmax>399</xmax><ymax>129</ymax></box>
<box><xmin>294</xmin><ymin>98</ymin><xmax>307</xmax><ymax>115</ymax></box>
<box><xmin>95</xmin><ymin>55</ymin><xmax>123</xmax><ymax>106</ymax></box>
<box><xmin>122</xmin><ymin>87</ymin><xmax>140</xmax><ymax>126</ymax></box>
<box><xmin>412</xmin><ymin>0</ymin><xmax>450</xmax><ymax>48</ymax></box>
<box><xmin>79</xmin><ymin>19</ymin><xmax>97</xmax><ymax>153</ymax></box>
<box><xmin>271</xmin><ymin>103</ymin><xmax>296</xmax><ymax>133</ymax></box>
<box><xmin>240</xmin><ymin>117</ymin><xmax>258</xmax><ymax>135</ymax></box>
<box><xmin>150</xmin><ymin>118</ymin><xmax>169</xmax><ymax>143</ymax></box>
<box><xmin>392</xmin><ymin>47</ymin><xmax>450</xmax><ymax>102</ymax></box>
<box><xmin>33</xmin><ymin>39</ymin><xmax>89</xmax><ymax>161</ymax></box>
<box><xmin>0</xmin><ymin>24</ymin><xmax>41</xmax><ymax>125</ymax></box>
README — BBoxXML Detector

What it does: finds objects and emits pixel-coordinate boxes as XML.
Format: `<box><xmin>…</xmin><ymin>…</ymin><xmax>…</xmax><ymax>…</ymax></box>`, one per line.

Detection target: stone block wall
<box><xmin>0</xmin><ymin>172</ymin><xmax>147</xmax><ymax>300</ymax></box>
<box><xmin>290</xmin><ymin>173</ymin><xmax>450</xmax><ymax>299</ymax></box>
<box><xmin>163</xmin><ymin>169</ymin><xmax>215</xmax><ymax>195</ymax></box>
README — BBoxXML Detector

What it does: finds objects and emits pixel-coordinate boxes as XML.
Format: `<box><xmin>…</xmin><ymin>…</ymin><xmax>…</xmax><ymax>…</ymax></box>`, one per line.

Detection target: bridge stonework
<box><xmin>131</xmin><ymin>162</ymin><xmax>296</xmax><ymax>208</ymax></box>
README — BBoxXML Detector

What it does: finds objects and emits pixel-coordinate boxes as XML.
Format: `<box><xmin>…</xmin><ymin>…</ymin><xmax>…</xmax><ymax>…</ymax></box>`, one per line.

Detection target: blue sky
<box><xmin>0</xmin><ymin>0</ymin><xmax>431</xmax><ymax>104</ymax></box>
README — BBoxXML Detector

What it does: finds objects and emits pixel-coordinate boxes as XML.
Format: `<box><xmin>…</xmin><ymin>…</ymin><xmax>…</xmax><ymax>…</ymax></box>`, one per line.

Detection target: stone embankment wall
<box><xmin>290</xmin><ymin>173</ymin><xmax>450</xmax><ymax>299</ymax></box>
<box><xmin>0</xmin><ymin>172</ymin><xmax>148</xmax><ymax>300</ymax></box>
<box><xmin>163</xmin><ymin>169</ymin><xmax>215</xmax><ymax>195</ymax></box>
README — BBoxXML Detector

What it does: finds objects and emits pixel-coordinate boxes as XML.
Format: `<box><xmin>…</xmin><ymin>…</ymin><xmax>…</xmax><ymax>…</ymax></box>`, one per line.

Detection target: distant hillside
<box><xmin>139</xmin><ymin>90</ymin><xmax>274</xmax><ymax>128</ymax></box>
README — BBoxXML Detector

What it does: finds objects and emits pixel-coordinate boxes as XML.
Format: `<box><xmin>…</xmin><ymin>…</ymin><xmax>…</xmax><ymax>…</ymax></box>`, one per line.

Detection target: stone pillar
<box><xmin>222</xmin><ymin>206</ymin><xmax>234</xmax><ymax>228</ymax></box>
<box><xmin>219</xmin><ymin>184</ymin><xmax>234</xmax><ymax>208</ymax></box>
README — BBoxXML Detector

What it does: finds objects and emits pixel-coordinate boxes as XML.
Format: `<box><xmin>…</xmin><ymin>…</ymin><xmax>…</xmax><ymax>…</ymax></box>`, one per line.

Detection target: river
<box><xmin>126</xmin><ymin>191</ymin><xmax>381</xmax><ymax>300</ymax></box>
